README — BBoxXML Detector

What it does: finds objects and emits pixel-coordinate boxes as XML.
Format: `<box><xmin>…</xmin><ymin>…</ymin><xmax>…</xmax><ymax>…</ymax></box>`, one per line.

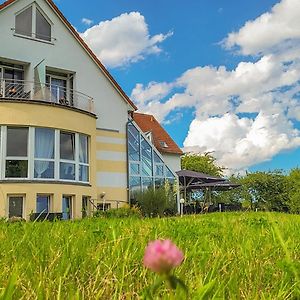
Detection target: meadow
<box><xmin>0</xmin><ymin>212</ymin><xmax>299</xmax><ymax>299</ymax></box>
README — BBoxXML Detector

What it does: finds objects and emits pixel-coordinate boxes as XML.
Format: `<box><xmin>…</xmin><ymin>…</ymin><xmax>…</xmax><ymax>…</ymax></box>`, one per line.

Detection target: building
<box><xmin>132</xmin><ymin>113</ymin><xmax>183</xmax><ymax>173</ymax></box>
<box><xmin>0</xmin><ymin>0</ymin><xmax>181</xmax><ymax>220</ymax></box>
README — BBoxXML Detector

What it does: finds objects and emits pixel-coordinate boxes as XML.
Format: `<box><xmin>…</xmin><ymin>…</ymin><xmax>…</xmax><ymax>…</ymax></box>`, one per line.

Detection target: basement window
<box><xmin>15</xmin><ymin>4</ymin><xmax>52</xmax><ymax>42</ymax></box>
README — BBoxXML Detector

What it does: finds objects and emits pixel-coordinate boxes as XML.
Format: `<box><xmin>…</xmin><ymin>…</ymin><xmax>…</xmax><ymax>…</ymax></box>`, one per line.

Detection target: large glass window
<box><xmin>34</xmin><ymin>128</ymin><xmax>55</xmax><ymax>179</ymax></box>
<box><xmin>141</xmin><ymin>137</ymin><xmax>152</xmax><ymax>177</ymax></box>
<box><xmin>6</xmin><ymin>127</ymin><xmax>28</xmax><ymax>178</ymax></box>
<box><xmin>128</xmin><ymin>123</ymin><xmax>140</xmax><ymax>161</ymax></box>
<box><xmin>0</xmin><ymin>126</ymin><xmax>89</xmax><ymax>183</ymax></box>
<box><xmin>60</xmin><ymin>131</ymin><xmax>75</xmax><ymax>180</ymax></box>
<box><xmin>60</xmin><ymin>132</ymin><xmax>75</xmax><ymax>160</ymax></box>
<box><xmin>127</xmin><ymin>122</ymin><xmax>176</xmax><ymax>196</ymax></box>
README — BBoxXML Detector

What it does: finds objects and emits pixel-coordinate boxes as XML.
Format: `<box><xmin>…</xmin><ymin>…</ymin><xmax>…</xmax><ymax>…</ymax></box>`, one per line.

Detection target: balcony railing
<box><xmin>0</xmin><ymin>79</ymin><xmax>95</xmax><ymax>114</ymax></box>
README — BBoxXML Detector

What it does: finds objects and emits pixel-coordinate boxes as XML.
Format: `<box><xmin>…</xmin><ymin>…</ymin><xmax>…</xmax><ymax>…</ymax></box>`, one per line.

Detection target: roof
<box><xmin>133</xmin><ymin>112</ymin><xmax>183</xmax><ymax>155</ymax></box>
<box><xmin>0</xmin><ymin>0</ymin><xmax>137</xmax><ymax>111</ymax></box>
<box><xmin>188</xmin><ymin>181</ymin><xmax>241</xmax><ymax>191</ymax></box>
<box><xmin>176</xmin><ymin>170</ymin><xmax>225</xmax><ymax>186</ymax></box>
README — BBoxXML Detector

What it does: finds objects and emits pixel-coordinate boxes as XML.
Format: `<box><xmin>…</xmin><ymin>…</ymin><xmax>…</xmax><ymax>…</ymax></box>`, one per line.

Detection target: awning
<box><xmin>188</xmin><ymin>181</ymin><xmax>241</xmax><ymax>191</ymax></box>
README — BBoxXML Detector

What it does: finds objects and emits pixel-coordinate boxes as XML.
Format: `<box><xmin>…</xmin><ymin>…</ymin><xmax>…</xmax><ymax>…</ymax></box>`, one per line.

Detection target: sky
<box><xmin>55</xmin><ymin>0</ymin><xmax>300</xmax><ymax>174</ymax></box>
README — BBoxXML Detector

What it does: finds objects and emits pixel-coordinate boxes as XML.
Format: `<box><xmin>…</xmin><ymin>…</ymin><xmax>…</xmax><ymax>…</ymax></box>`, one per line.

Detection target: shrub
<box><xmin>133</xmin><ymin>185</ymin><xmax>177</xmax><ymax>217</ymax></box>
<box><xmin>93</xmin><ymin>205</ymin><xmax>142</xmax><ymax>218</ymax></box>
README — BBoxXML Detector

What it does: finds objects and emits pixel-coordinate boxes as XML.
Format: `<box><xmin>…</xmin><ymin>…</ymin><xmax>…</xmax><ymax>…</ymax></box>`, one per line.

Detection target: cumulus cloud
<box><xmin>131</xmin><ymin>0</ymin><xmax>300</xmax><ymax>172</ymax></box>
<box><xmin>184</xmin><ymin>112</ymin><xmax>300</xmax><ymax>174</ymax></box>
<box><xmin>223</xmin><ymin>0</ymin><xmax>300</xmax><ymax>55</ymax></box>
<box><xmin>81</xmin><ymin>12</ymin><xmax>172</xmax><ymax>68</ymax></box>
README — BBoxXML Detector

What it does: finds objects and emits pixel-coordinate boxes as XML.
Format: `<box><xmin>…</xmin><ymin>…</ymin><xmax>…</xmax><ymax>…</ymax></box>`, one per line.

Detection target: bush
<box><xmin>93</xmin><ymin>205</ymin><xmax>142</xmax><ymax>218</ymax></box>
<box><xmin>133</xmin><ymin>185</ymin><xmax>177</xmax><ymax>217</ymax></box>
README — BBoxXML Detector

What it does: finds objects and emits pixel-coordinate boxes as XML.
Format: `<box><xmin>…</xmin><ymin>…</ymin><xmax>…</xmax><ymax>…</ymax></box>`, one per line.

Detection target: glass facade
<box><xmin>127</xmin><ymin>122</ymin><xmax>176</xmax><ymax>197</ymax></box>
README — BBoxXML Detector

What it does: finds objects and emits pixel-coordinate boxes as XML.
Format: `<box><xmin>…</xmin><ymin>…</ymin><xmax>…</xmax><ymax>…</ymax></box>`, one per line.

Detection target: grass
<box><xmin>0</xmin><ymin>212</ymin><xmax>299</xmax><ymax>299</ymax></box>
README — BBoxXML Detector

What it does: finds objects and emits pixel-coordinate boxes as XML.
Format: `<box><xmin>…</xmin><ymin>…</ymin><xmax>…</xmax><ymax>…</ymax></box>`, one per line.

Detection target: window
<box><xmin>82</xmin><ymin>196</ymin><xmax>90</xmax><ymax>218</ymax></box>
<box><xmin>34</xmin><ymin>128</ymin><xmax>55</xmax><ymax>179</ymax></box>
<box><xmin>62</xmin><ymin>196</ymin><xmax>72</xmax><ymax>220</ymax></box>
<box><xmin>15</xmin><ymin>6</ymin><xmax>32</xmax><ymax>37</ymax></box>
<box><xmin>159</xmin><ymin>141</ymin><xmax>168</xmax><ymax>148</ymax></box>
<box><xmin>79</xmin><ymin>134</ymin><xmax>89</xmax><ymax>182</ymax></box>
<box><xmin>36</xmin><ymin>195</ymin><xmax>50</xmax><ymax>213</ymax></box>
<box><xmin>0</xmin><ymin>126</ymin><xmax>89</xmax><ymax>183</ymax></box>
<box><xmin>127</xmin><ymin>122</ymin><xmax>176</xmax><ymax>197</ymax></box>
<box><xmin>60</xmin><ymin>132</ymin><xmax>75</xmax><ymax>160</ymax></box>
<box><xmin>60</xmin><ymin>131</ymin><xmax>75</xmax><ymax>180</ymax></box>
<box><xmin>141</xmin><ymin>137</ymin><xmax>153</xmax><ymax>177</ymax></box>
<box><xmin>8</xmin><ymin>195</ymin><xmax>24</xmax><ymax>218</ymax></box>
<box><xmin>0</xmin><ymin>64</ymin><xmax>25</xmax><ymax>99</ymax></box>
<box><xmin>15</xmin><ymin>5</ymin><xmax>52</xmax><ymax>42</ymax></box>
<box><xmin>36</xmin><ymin>9</ymin><xmax>51</xmax><ymax>41</ymax></box>
<box><xmin>128</xmin><ymin>123</ymin><xmax>140</xmax><ymax>161</ymax></box>
<box><xmin>5</xmin><ymin>127</ymin><xmax>28</xmax><ymax>178</ymax></box>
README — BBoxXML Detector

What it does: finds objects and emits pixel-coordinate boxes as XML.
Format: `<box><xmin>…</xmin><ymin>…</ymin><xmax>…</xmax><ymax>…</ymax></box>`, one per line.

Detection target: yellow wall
<box><xmin>96</xmin><ymin>129</ymin><xmax>128</xmax><ymax>207</ymax></box>
<box><xmin>0</xmin><ymin>101</ymin><xmax>97</xmax><ymax>219</ymax></box>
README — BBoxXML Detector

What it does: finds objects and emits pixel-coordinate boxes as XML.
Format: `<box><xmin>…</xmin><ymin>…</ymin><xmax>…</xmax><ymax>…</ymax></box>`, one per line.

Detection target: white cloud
<box><xmin>81</xmin><ymin>18</ymin><xmax>94</xmax><ymax>26</ymax></box>
<box><xmin>183</xmin><ymin>112</ymin><xmax>300</xmax><ymax>173</ymax></box>
<box><xmin>81</xmin><ymin>12</ymin><xmax>172</xmax><ymax>68</ymax></box>
<box><xmin>131</xmin><ymin>0</ymin><xmax>300</xmax><ymax>172</ymax></box>
<box><xmin>223</xmin><ymin>0</ymin><xmax>300</xmax><ymax>55</ymax></box>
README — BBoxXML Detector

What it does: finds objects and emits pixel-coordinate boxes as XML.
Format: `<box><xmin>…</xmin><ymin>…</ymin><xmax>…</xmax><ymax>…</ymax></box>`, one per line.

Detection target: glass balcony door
<box><xmin>46</xmin><ymin>74</ymin><xmax>67</xmax><ymax>104</ymax></box>
<box><xmin>0</xmin><ymin>65</ymin><xmax>24</xmax><ymax>98</ymax></box>
<box><xmin>46</xmin><ymin>72</ymin><xmax>73</xmax><ymax>106</ymax></box>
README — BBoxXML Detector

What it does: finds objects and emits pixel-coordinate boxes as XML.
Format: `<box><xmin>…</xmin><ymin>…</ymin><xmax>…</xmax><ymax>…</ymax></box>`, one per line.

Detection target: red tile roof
<box><xmin>133</xmin><ymin>112</ymin><xmax>183</xmax><ymax>155</ymax></box>
<box><xmin>0</xmin><ymin>0</ymin><xmax>137</xmax><ymax>110</ymax></box>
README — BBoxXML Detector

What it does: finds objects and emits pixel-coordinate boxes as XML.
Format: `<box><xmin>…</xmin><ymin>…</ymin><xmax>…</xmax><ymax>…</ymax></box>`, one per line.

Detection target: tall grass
<box><xmin>0</xmin><ymin>212</ymin><xmax>299</xmax><ymax>299</ymax></box>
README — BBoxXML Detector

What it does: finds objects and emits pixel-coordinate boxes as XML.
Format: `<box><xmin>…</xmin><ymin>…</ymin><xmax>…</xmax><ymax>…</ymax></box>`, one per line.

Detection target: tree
<box><xmin>287</xmin><ymin>168</ymin><xmax>300</xmax><ymax>213</ymax></box>
<box><xmin>240</xmin><ymin>171</ymin><xmax>290</xmax><ymax>211</ymax></box>
<box><xmin>181</xmin><ymin>152</ymin><xmax>224</xmax><ymax>177</ymax></box>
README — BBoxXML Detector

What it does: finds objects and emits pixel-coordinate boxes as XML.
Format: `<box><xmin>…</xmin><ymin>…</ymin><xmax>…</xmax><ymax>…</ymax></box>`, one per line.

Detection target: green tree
<box><xmin>181</xmin><ymin>152</ymin><xmax>224</xmax><ymax>177</ymax></box>
<box><xmin>240</xmin><ymin>170</ymin><xmax>290</xmax><ymax>211</ymax></box>
<box><xmin>287</xmin><ymin>168</ymin><xmax>300</xmax><ymax>213</ymax></box>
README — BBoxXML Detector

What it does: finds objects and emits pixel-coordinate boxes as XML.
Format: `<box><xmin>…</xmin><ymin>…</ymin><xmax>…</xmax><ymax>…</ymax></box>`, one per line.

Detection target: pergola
<box><xmin>176</xmin><ymin>170</ymin><xmax>241</xmax><ymax>205</ymax></box>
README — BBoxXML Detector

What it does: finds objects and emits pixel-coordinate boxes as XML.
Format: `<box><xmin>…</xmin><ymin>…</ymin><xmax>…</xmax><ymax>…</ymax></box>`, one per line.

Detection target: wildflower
<box><xmin>143</xmin><ymin>239</ymin><xmax>184</xmax><ymax>274</ymax></box>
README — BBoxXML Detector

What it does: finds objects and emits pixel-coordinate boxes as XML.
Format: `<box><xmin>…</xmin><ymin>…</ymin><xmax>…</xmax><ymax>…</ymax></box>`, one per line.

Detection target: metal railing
<box><xmin>0</xmin><ymin>79</ymin><xmax>95</xmax><ymax>114</ymax></box>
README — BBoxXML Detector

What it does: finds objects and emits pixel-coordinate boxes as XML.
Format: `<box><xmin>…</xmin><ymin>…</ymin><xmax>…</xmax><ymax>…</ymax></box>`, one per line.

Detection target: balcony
<box><xmin>0</xmin><ymin>79</ymin><xmax>95</xmax><ymax>114</ymax></box>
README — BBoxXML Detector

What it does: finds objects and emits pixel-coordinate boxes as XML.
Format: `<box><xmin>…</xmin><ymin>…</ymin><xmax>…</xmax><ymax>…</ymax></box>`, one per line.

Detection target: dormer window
<box><xmin>159</xmin><ymin>141</ymin><xmax>168</xmax><ymax>148</ymax></box>
<box><xmin>15</xmin><ymin>4</ymin><xmax>52</xmax><ymax>42</ymax></box>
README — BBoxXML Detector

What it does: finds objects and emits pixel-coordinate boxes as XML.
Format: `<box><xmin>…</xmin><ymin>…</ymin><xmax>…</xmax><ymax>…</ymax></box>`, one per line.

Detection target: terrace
<box><xmin>0</xmin><ymin>78</ymin><xmax>95</xmax><ymax>114</ymax></box>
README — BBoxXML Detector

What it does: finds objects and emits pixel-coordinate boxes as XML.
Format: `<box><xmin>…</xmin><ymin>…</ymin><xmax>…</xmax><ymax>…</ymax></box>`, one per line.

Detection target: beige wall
<box><xmin>96</xmin><ymin>129</ymin><xmax>128</xmax><ymax>208</ymax></box>
<box><xmin>0</xmin><ymin>101</ymin><xmax>97</xmax><ymax>219</ymax></box>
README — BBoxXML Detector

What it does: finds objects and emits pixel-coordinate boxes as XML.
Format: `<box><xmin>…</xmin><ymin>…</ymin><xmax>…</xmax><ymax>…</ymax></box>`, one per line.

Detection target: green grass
<box><xmin>0</xmin><ymin>212</ymin><xmax>299</xmax><ymax>299</ymax></box>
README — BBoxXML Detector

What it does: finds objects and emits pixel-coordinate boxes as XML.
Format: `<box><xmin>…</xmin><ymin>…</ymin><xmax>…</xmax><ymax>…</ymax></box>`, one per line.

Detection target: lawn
<box><xmin>0</xmin><ymin>212</ymin><xmax>299</xmax><ymax>299</ymax></box>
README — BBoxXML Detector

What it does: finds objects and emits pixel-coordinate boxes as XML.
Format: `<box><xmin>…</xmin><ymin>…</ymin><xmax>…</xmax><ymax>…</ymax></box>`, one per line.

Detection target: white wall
<box><xmin>0</xmin><ymin>0</ymin><xmax>131</xmax><ymax>133</ymax></box>
<box><xmin>162</xmin><ymin>153</ymin><xmax>181</xmax><ymax>173</ymax></box>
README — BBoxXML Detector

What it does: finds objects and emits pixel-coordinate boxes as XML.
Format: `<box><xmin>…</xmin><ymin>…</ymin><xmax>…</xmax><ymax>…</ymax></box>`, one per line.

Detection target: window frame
<box><xmin>5</xmin><ymin>126</ymin><xmax>29</xmax><ymax>179</ymax></box>
<box><xmin>127</xmin><ymin>121</ymin><xmax>177</xmax><ymax>194</ymax></box>
<box><xmin>14</xmin><ymin>3</ymin><xmax>54</xmax><ymax>44</ymax></box>
<box><xmin>0</xmin><ymin>126</ymin><xmax>90</xmax><ymax>184</ymax></box>
<box><xmin>36</xmin><ymin>194</ymin><xmax>52</xmax><ymax>214</ymax></box>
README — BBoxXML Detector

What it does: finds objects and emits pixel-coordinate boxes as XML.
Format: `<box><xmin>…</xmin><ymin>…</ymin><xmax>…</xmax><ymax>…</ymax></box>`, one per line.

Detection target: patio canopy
<box><xmin>176</xmin><ymin>170</ymin><xmax>226</xmax><ymax>187</ymax></box>
<box><xmin>176</xmin><ymin>170</ymin><xmax>241</xmax><ymax>201</ymax></box>
<box><xmin>188</xmin><ymin>181</ymin><xmax>241</xmax><ymax>191</ymax></box>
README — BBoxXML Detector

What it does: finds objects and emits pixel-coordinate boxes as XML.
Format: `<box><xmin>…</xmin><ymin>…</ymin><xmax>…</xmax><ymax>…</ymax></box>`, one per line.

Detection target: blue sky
<box><xmin>56</xmin><ymin>0</ymin><xmax>300</xmax><ymax>174</ymax></box>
